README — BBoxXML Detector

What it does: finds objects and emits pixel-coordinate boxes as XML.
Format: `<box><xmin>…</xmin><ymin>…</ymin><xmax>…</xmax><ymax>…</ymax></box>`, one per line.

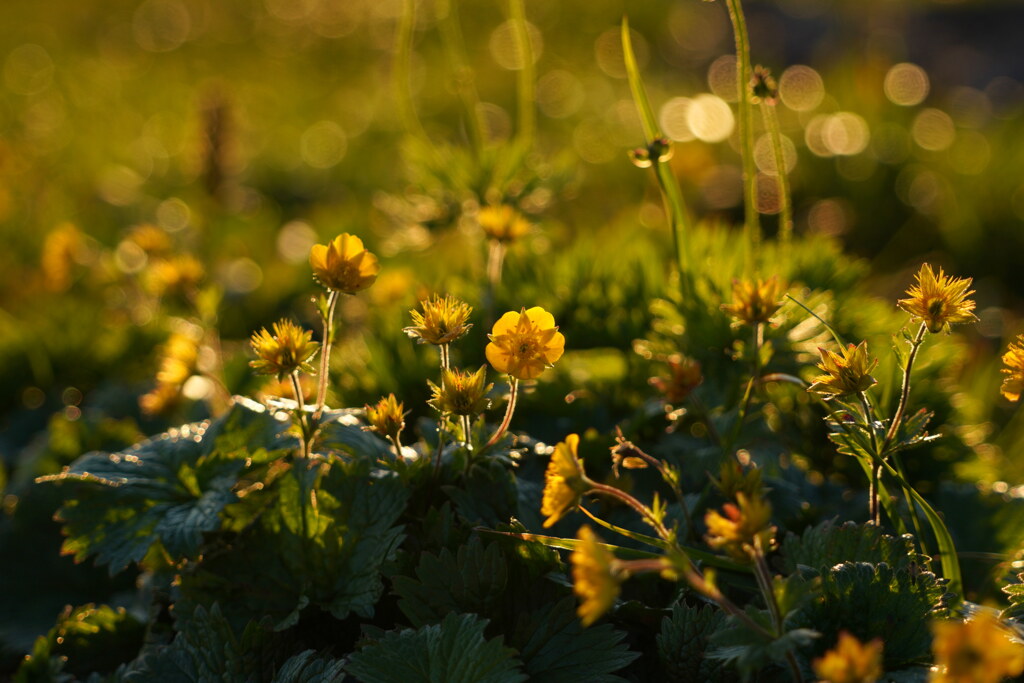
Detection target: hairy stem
<box><xmin>314</xmin><ymin>291</ymin><xmax>339</xmax><ymax>423</ymax></box>
<box><xmin>723</xmin><ymin>0</ymin><xmax>760</xmax><ymax>245</ymax></box>
<box><xmin>485</xmin><ymin>377</ymin><xmax>519</xmax><ymax>447</ymax></box>
<box><xmin>883</xmin><ymin>323</ymin><xmax>928</xmax><ymax>451</ymax></box>
<box><xmin>290</xmin><ymin>370</ymin><xmax>310</xmax><ymax>458</ymax></box>
<box><xmin>588</xmin><ymin>482</ymin><xmax>672</xmax><ymax>542</ymax></box>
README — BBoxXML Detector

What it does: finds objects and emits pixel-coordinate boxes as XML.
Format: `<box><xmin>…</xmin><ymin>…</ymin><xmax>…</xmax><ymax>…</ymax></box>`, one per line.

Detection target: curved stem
<box><xmin>389</xmin><ymin>434</ymin><xmax>403</xmax><ymax>457</ymax></box>
<box><xmin>314</xmin><ymin>291</ymin><xmax>339</xmax><ymax>423</ymax></box>
<box><xmin>882</xmin><ymin>323</ymin><xmax>927</xmax><ymax>451</ymax></box>
<box><xmin>588</xmin><ymin>482</ymin><xmax>672</xmax><ymax>542</ymax></box>
<box><xmin>723</xmin><ymin>0</ymin><xmax>760</xmax><ymax>245</ymax></box>
<box><xmin>760</xmin><ymin>100</ymin><xmax>792</xmax><ymax>243</ymax></box>
<box><xmin>509</xmin><ymin>0</ymin><xmax>535</xmax><ymax>151</ymax></box>
<box><xmin>485</xmin><ymin>377</ymin><xmax>519</xmax><ymax>447</ymax></box>
<box><xmin>437</xmin><ymin>0</ymin><xmax>484</xmax><ymax>153</ymax></box>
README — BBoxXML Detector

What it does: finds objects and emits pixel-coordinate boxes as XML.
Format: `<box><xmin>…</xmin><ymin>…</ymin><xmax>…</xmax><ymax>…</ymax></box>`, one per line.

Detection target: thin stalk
<box><xmin>460</xmin><ymin>413</ymin><xmax>473</xmax><ymax>449</ymax></box>
<box><xmin>290</xmin><ymin>371</ymin><xmax>310</xmax><ymax>458</ymax></box>
<box><xmin>722</xmin><ymin>0</ymin><xmax>760</xmax><ymax>244</ymax></box>
<box><xmin>892</xmin><ymin>452</ymin><xmax>933</xmax><ymax>564</ymax></box>
<box><xmin>760</xmin><ymin>100</ymin><xmax>792</xmax><ymax>242</ymax></box>
<box><xmin>439</xmin><ymin>343</ymin><xmax>451</xmax><ymax>372</ymax></box>
<box><xmin>395</xmin><ymin>0</ymin><xmax>435</xmax><ymax>148</ymax></box>
<box><xmin>509</xmin><ymin>0</ymin><xmax>535</xmax><ymax>151</ymax></box>
<box><xmin>858</xmin><ymin>391</ymin><xmax>880</xmax><ymax>524</ymax></box>
<box><xmin>588</xmin><ymin>481</ymin><xmax>672</xmax><ymax>541</ymax></box>
<box><xmin>882</xmin><ymin>323</ymin><xmax>928</xmax><ymax>451</ymax></box>
<box><xmin>485</xmin><ymin>239</ymin><xmax>505</xmax><ymax>328</ymax></box>
<box><xmin>485</xmin><ymin>377</ymin><xmax>518</xmax><ymax>447</ymax></box>
<box><xmin>314</xmin><ymin>291</ymin><xmax>339</xmax><ymax>422</ymax></box>
<box><xmin>753</xmin><ymin>536</ymin><xmax>803</xmax><ymax>683</ymax></box>
<box><xmin>434</xmin><ymin>416</ymin><xmax>448</xmax><ymax>476</ymax></box>
<box><xmin>437</xmin><ymin>0</ymin><xmax>485</xmax><ymax>153</ymax></box>
<box><xmin>390</xmin><ymin>433</ymin><xmax>404</xmax><ymax>457</ymax></box>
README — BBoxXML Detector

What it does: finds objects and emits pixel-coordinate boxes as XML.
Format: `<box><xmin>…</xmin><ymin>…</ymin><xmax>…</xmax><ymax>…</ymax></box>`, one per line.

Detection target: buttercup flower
<box><xmin>486</xmin><ymin>307</ymin><xmax>565</xmax><ymax>380</ymax></box>
<box><xmin>478</xmin><ymin>205</ymin><xmax>531</xmax><ymax>243</ymax></box>
<box><xmin>898</xmin><ymin>263</ymin><xmax>977</xmax><ymax>334</ymax></box>
<box><xmin>309</xmin><ymin>233</ymin><xmax>380</xmax><ymax>294</ymax></box>
<box><xmin>404</xmin><ymin>294</ymin><xmax>473</xmax><ymax>346</ymax></box>
<box><xmin>812</xmin><ymin>631</ymin><xmax>884</xmax><ymax>683</ymax></box>
<box><xmin>365</xmin><ymin>394</ymin><xmax>405</xmax><ymax>445</ymax></box>
<box><xmin>722</xmin><ymin>276</ymin><xmax>785</xmax><ymax>327</ymax></box>
<box><xmin>931</xmin><ymin>612</ymin><xmax>1024</xmax><ymax>683</ymax></box>
<box><xmin>571</xmin><ymin>526</ymin><xmax>623</xmax><ymax>627</ymax></box>
<box><xmin>249</xmin><ymin>319</ymin><xmax>319</xmax><ymax>379</ymax></box>
<box><xmin>428</xmin><ymin>366</ymin><xmax>492</xmax><ymax>416</ymax></box>
<box><xmin>1000</xmin><ymin>336</ymin><xmax>1024</xmax><ymax>402</ymax></box>
<box><xmin>704</xmin><ymin>492</ymin><xmax>774</xmax><ymax>562</ymax></box>
<box><xmin>541</xmin><ymin>433</ymin><xmax>589</xmax><ymax>528</ymax></box>
<box><xmin>808</xmin><ymin>341</ymin><xmax>878</xmax><ymax>397</ymax></box>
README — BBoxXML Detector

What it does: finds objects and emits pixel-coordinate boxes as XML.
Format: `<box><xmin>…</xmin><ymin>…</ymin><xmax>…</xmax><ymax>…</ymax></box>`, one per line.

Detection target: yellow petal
<box><xmin>491</xmin><ymin>310</ymin><xmax>522</xmax><ymax>337</ymax></box>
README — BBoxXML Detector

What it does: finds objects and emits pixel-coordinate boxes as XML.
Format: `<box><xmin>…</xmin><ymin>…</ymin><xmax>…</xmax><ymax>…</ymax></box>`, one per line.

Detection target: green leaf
<box><xmin>344</xmin><ymin>613</ymin><xmax>527</xmax><ymax>683</ymax></box>
<box><xmin>515</xmin><ymin>597</ymin><xmax>638</xmax><ymax>683</ymax></box>
<box><xmin>707</xmin><ymin>607</ymin><xmax>818</xmax><ymax>681</ymax></box>
<box><xmin>621</xmin><ymin>16</ymin><xmax>657</xmax><ymax>143</ymax></box>
<box><xmin>317</xmin><ymin>413</ymin><xmax>393</xmax><ymax>462</ymax></box>
<box><xmin>781</xmin><ymin>520</ymin><xmax>919</xmax><ymax>574</ymax></box>
<box><xmin>15</xmin><ymin>604</ymin><xmax>144</xmax><ymax>683</ymax></box>
<box><xmin>656</xmin><ymin>602</ymin><xmax>731</xmax><ymax>683</ymax></box>
<box><xmin>444</xmin><ymin>458</ymin><xmax>519</xmax><ymax>527</ymax></box>
<box><xmin>393</xmin><ymin>537</ymin><xmax>508</xmax><ymax>628</ymax></box>
<box><xmin>177</xmin><ymin>458</ymin><xmax>408</xmax><ymax>629</ymax></box>
<box><xmin>789</xmin><ymin>562</ymin><xmax>951</xmax><ymax>669</ymax></box>
<box><xmin>271</xmin><ymin>651</ymin><xmax>345</xmax><ymax>683</ymax></box>
<box><xmin>124</xmin><ymin>604</ymin><xmax>278</xmax><ymax>683</ymax></box>
<box><xmin>38</xmin><ymin>399</ymin><xmax>291</xmax><ymax>573</ymax></box>
<box><xmin>1002</xmin><ymin>574</ymin><xmax>1024</xmax><ymax>620</ymax></box>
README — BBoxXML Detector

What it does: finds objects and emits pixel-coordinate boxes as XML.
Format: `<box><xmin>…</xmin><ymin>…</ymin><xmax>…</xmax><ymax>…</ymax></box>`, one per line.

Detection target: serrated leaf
<box><xmin>38</xmin><ymin>400</ymin><xmax>291</xmax><ymax>573</ymax></box>
<box><xmin>790</xmin><ymin>562</ymin><xmax>951</xmax><ymax>669</ymax></box>
<box><xmin>393</xmin><ymin>537</ymin><xmax>508</xmax><ymax>628</ymax></box>
<box><xmin>706</xmin><ymin>607</ymin><xmax>818</xmax><ymax>681</ymax></box>
<box><xmin>271</xmin><ymin>651</ymin><xmax>345</xmax><ymax>683</ymax></box>
<box><xmin>443</xmin><ymin>458</ymin><xmax>519</xmax><ymax>527</ymax></box>
<box><xmin>124</xmin><ymin>604</ymin><xmax>277</xmax><ymax>683</ymax></box>
<box><xmin>656</xmin><ymin>602</ymin><xmax>730</xmax><ymax>683</ymax></box>
<box><xmin>516</xmin><ymin>597</ymin><xmax>638</xmax><ymax>682</ymax></box>
<box><xmin>344</xmin><ymin>613</ymin><xmax>526</xmax><ymax>683</ymax></box>
<box><xmin>781</xmin><ymin>521</ymin><xmax>919</xmax><ymax>574</ymax></box>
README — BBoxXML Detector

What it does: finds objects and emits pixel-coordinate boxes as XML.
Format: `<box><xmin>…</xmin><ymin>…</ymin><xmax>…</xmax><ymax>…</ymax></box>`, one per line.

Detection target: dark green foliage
<box><xmin>706</xmin><ymin>608</ymin><xmax>818</xmax><ymax>682</ymax></box>
<box><xmin>781</xmin><ymin>520</ymin><xmax>919</xmax><ymax>573</ymax></box>
<box><xmin>124</xmin><ymin>604</ymin><xmax>282</xmax><ymax>683</ymax></box>
<box><xmin>270</xmin><ymin>651</ymin><xmax>346</xmax><ymax>683</ymax></box>
<box><xmin>177</xmin><ymin>457</ymin><xmax>408</xmax><ymax>629</ymax></box>
<box><xmin>37</xmin><ymin>400</ymin><xmax>291</xmax><ymax>573</ymax></box>
<box><xmin>1001</xmin><ymin>573</ymin><xmax>1024</xmax><ymax>621</ymax></box>
<box><xmin>344</xmin><ymin>613</ymin><xmax>527</xmax><ymax>683</ymax></box>
<box><xmin>443</xmin><ymin>458</ymin><xmax>520</xmax><ymax>527</ymax></box>
<box><xmin>791</xmin><ymin>562</ymin><xmax>951</xmax><ymax>669</ymax></box>
<box><xmin>15</xmin><ymin>605</ymin><xmax>144</xmax><ymax>683</ymax></box>
<box><xmin>656</xmin><ymin>602</ymin><xmax>731</xmax><ymax>683</ymax></box>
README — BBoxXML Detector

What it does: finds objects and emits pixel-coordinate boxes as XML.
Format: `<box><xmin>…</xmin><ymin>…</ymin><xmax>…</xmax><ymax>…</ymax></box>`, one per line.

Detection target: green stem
<box><xmin>882</xmin><ymin>323</ymin><xmax>927</xmax><ymax>452</ymax></box>
<box><xmin>509</xmin><ymin>0</ymin><xmax>534</xmax><ymax>152</ymax></box>
<box><xmin>290</xmin><ymin>371</ymin><xmax>310</xmax><ymax>458</ymax></box>
<box><xmin>892</xmin><ymin>452</ymin><xmax>933</xmax><ymax>564</ymax></box>
<box><xmin>437</xmin><ymin>0</ymin><xmax>485</xmax><ymax>153</ymax></box>
<box><xmin>434</xmin><ymin>415</ymin><xmax>448</xmax><ymax>477</ymax></box>
<box><xmin>760</xmin><ymin>100</ymin><xmax>792</xmax><ymax>243</ymax></box>
<box><xmin>858</xmin><ymin>391</ymin><xmax>880</xmax><ymax>524</ymax></box>
<box><xmin>723</xmin><ymin>0</ymin><xmax>760</xmax><ymax>245</ymax></box>
<box><xmin>395</xmin><ymin>0</ymin><xmax>435</xmax><ymax>148</ymax></box>
<box><xmin>314</xmin><ymin>291</ymin><xmax>339</xmax><ymax>423</ymax></box>
<box><xmin>461</xmin><ymin>413</ymin><xmax>473</xmax><ymax>449</ymax></box>
<box><xmin>588</xmin><ymin>481</ymin><xmax>672</xmax><ymax>542</ymax></box>
<box><xmin>485</xmin><ymin>377</ymin><xmax>519</xmax><ymax>447</ymax></box>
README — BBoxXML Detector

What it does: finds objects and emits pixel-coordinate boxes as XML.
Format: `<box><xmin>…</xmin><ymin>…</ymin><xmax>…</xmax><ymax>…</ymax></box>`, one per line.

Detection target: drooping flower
<box><xmin>365</xmin><ymin>394</ymin><xmax>406</xmax><ymax>445</ymax></box>
<box><xmin>750</xmin><ymin>65</ymin><xmax>779</xmax><ymax>104</ymax></box>
<box><xmin>808</xmin><ymin>341</ymin><xmax>878</xmax><ymax>397</ymax></box>
<box><xmin>704</xmin><ymin>493</ymin><xmax>774</xmax><ymax>562</ymax></box>
<box><xmin>404</xmin><ymin>294</ymin><xmax>473</xmax><ymax>346</ymax></box>
<box><xmin>309</xmin><ymin>233</ymin><xmax>380</xmax><ymax>294</ymax></box>
<box><xmin>722</xmin><ymin>276</ymin><xmax>785</xmax><ymax>327</ymax></box>
<box><xmin>478</xmin><ymin>205</ymin><xmax>531</xmax><ymax>243</ymax></box>
<box><xmin>541</xmin><ymin>433</ymin><xmax>589</xmax><ymax>528</ymax></box>
<box><xmin>486</xmin><ymin>307</ymin><xmax>565</xmax><ymax>380</ymax></box>
<box><xmin>812</xmin><ymin>631</ymin><xmax>884</xmax><ymax>683</ymax></box>
<box><xmin>249</xmin><ymin>319</ymin><xmax>319</xmax><ymax>379</ymax></box>
<box><xmin>571</xmin><ymin>526</ymin><xmax>622</xmax><ymax>627</ymax></box>
<box><xmin>428</xmin><ymin>366</ymin><xmax>492</xmax><ymax>416</ymax></box>
<box><xmin>897</xmin><ymin>263</ymin><xmax>977</xmax><ymax>334</ymax></box>
<box><xmin>1000</xmin><ymin>336</ymin><xmax>1024</xmax><ymax>402</ymax></box>
<box><xmin>931</xmin><ymin>612</ymin><xmax>1024</xmax><ymax>683</ymax></box>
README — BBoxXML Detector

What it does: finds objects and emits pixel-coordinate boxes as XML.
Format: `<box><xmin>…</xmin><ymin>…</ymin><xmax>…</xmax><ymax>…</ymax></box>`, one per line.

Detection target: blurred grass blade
<box><xmin>510</xmin><ymin>0</ymin><xmax>535</xmax><ymax>152</ymax></box>
<box><xmin>621</xmin><ymin>16</ymin><xmax>657</xmax><ymax>142</ymax></box>
<box><xmin>787</xmin><ymin>294</ymin><xmax>845</xmax><ymax>347</ymax></box>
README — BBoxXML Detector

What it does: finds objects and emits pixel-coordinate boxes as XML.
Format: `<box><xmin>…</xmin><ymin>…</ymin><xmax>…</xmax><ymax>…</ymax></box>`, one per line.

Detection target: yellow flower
<box><xmin>139</xmin><ymin>383</ymin><xmax>181</xmax><ymax>416</ymax></box>
<box><xmin>808</xmin><ymin>341</ymin><xmax>878</xmax><ymax>397</ymax></box>
<box><xmin>722</xmin><ymin>276</ymin><xmax>785</xmax><ymax>327</ymax></box>
<box><xmin>365</xmin><ymin>394</ymin><xmax>406</xmax><ymax>444</ymax></box>
<box><xmin>126</xmin><ymin>224</ymin><xmax>172</xmax><ymax>255</ymax></box>
<box><xmin>813</xmin><ymin>631</ymin><xmax>884</xmax><ymax>683</ymax></box>
<box><xmin>309</xmin><ymin>233</ymin><xmax>380</xmax><ymax>294</ymax></box>
<box><xmin>898</xmin><ymin>263</ymin><xmax>977</xmax><ymax>334</ymax></box>
<box><xmin>1000</xmin><ymin>336</ymin><xmax>1024</xmax><ymax>402</ymax></box>
<box><xmin>144</xmin><ymin>255</ymin><xmax>205</xmax><ymax>297</ymax></box>
<box><xmin>478</xmin><ymin>204</ymin><xmax>531</xmax><ymax>243</ymax></box>
<box><xmin>571</xmin><ymin>526</ymin><xmax>622</xmax><ymax>627</ymax></box>
<box><xmin>404</xmin><ymin>294</ymin><xmax>473</xmax><ymax>346</ymax></box>
<box><xmin>541</xmin><ymin>433</ymin><xmax>589</xmax><ymax>528</ymax></box>
<box><xmin>704</xmin><ymin>493</ymin><xmax>774</xmax><ymax>562</ymax></box>
<box><xmin>249</xmin><ymin>319</ymin><xmax>319</xmax><ymax>379</ymax></box>
<box><xmin>428</xmin><ymin>366</ymin><xmax>492</xmax><ymax>416</ymax></box>
<box><xmin>486</xmin><ymin>307</ymin><xmax>565</xmax><ymax>380</ymax></box>
<box><xmin>931</xmin><ymin>612</ymin><xmax>1024</xmax><ymax>683</ymax></box>
<box><xmin>41</xmin><ymin>222</ymin><xmax>85</xmax><ymax>293</ymax></box>
<box><xmin>155</xmin><ymin>332</ymin><xmax>199</xmax><ymax>386</ymax></box>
